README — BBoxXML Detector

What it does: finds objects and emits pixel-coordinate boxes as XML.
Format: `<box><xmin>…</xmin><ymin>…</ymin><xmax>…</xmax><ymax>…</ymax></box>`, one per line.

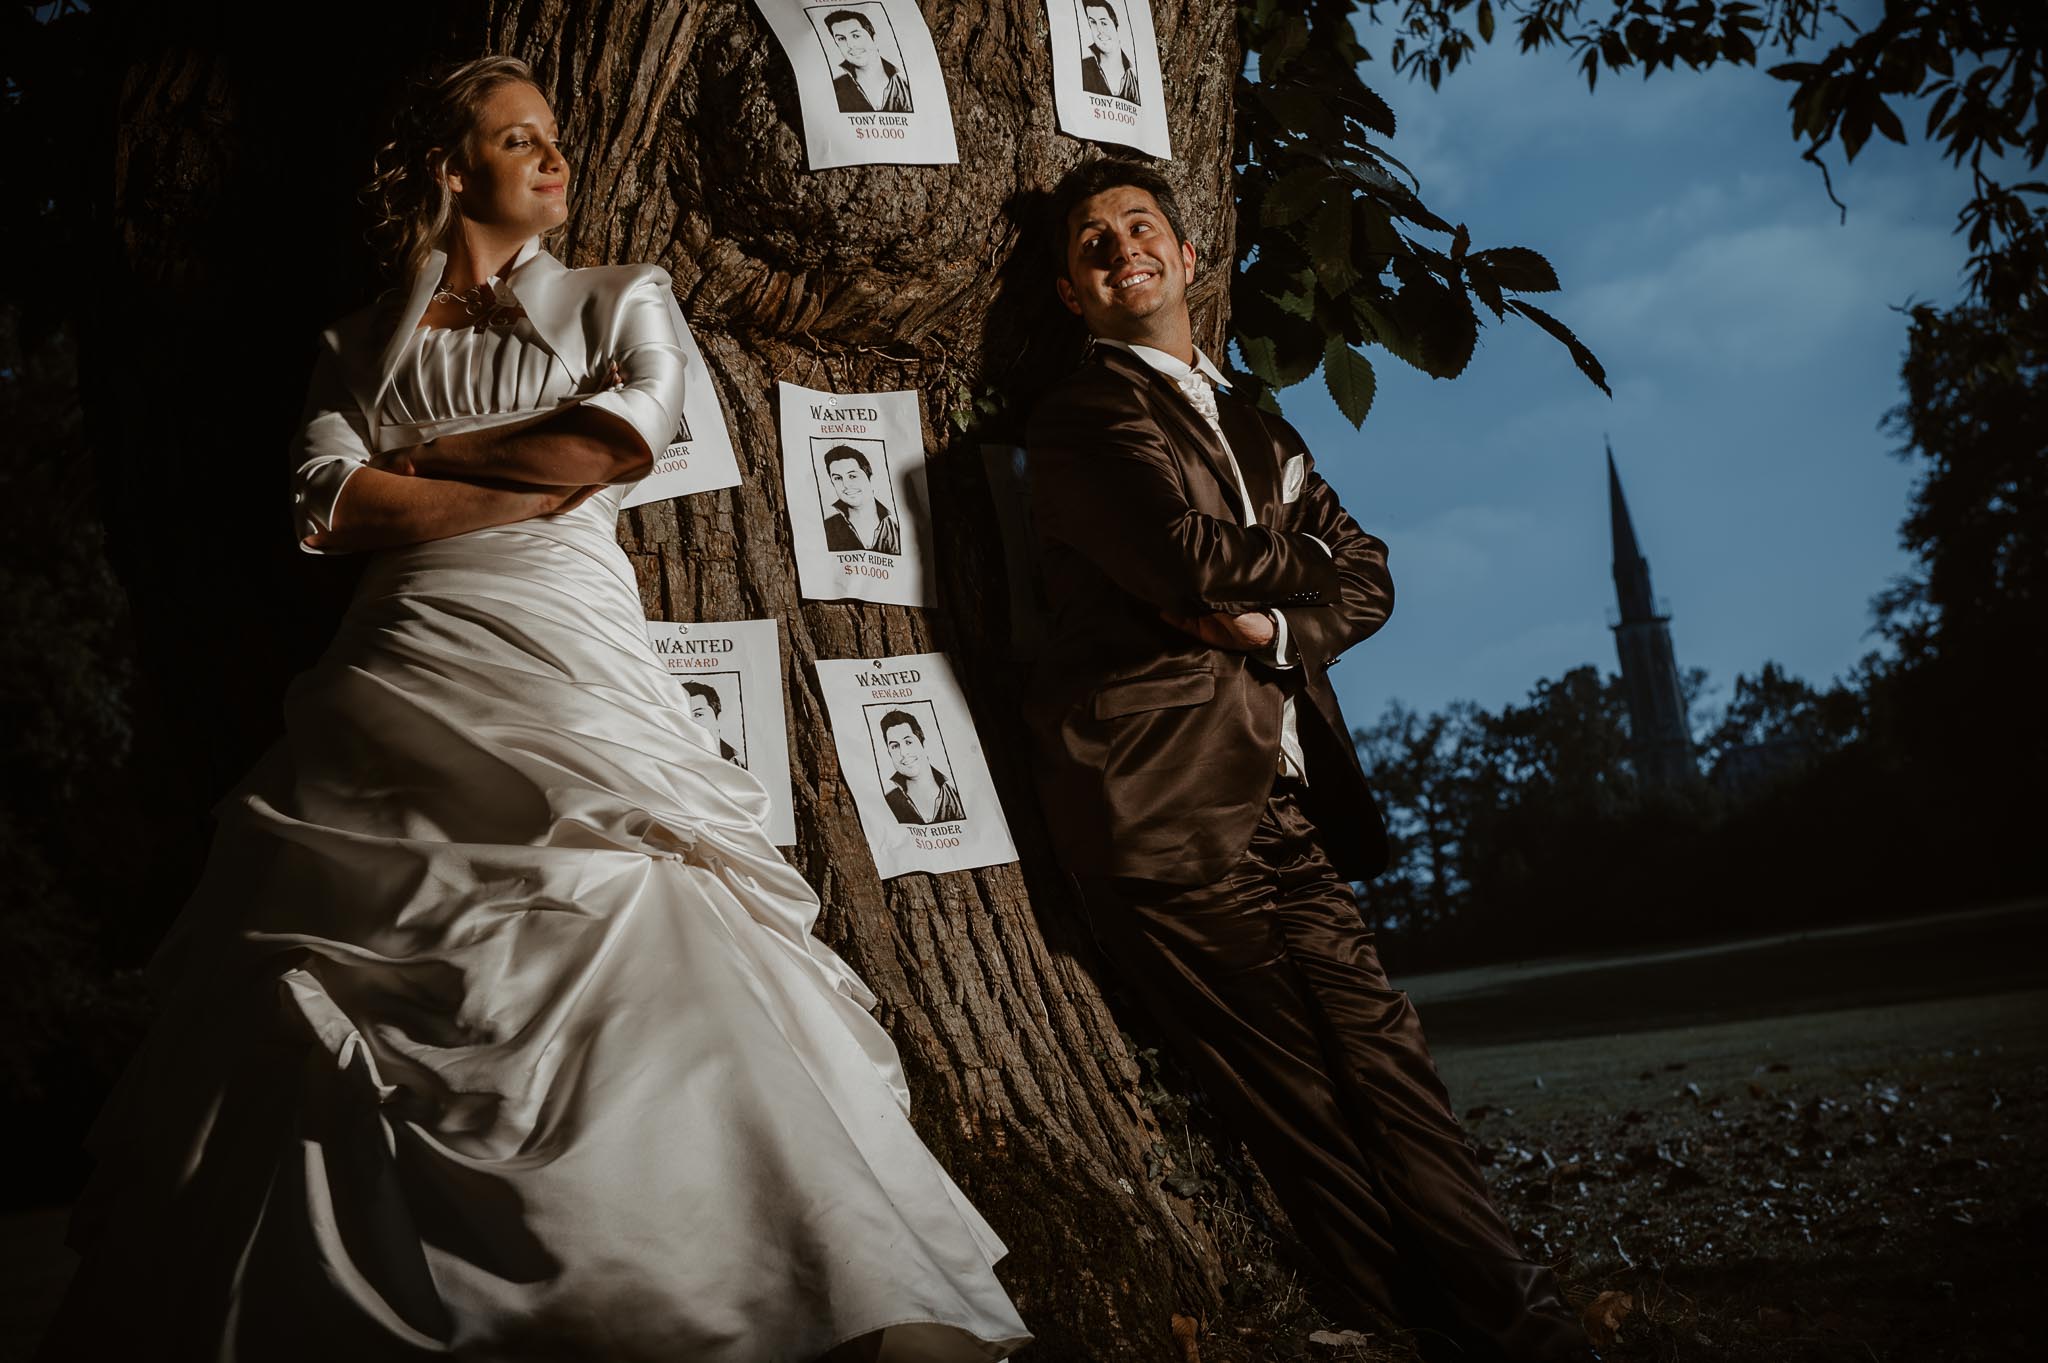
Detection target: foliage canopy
<box><xmin>1234</xmin><ymin>0</ymin><xmax>2048</xmax><ymax>424</ymax></box>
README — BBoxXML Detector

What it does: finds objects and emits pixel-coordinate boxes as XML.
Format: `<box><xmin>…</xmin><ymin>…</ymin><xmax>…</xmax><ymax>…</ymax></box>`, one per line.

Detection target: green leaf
<box><xmin>1465</xmin><ymin>264</ymin><xmax>1507</xmax><ymax>320</ymax></box>
<box><xmin>1842</xmin><ymin>102</ymin><xmax>1873</xmax><ymax>160</ymax></box>
<box><xmin>1268</xmin><ymin>318</ymin><xmax>1326</xmax><ymax>387</ymax></box>
<box><xmin>1414</xmin><ymin>287</ymin><xmax>1478</xmax><ymax>379</ymax></box>
<box><xmin>1333</xmin><ymin>84</ymin><xmax>1397</xmax><ymax>138</ymax></box>
<box><xmin>1509</xmin><ymin>299</ymin><xmax>1611</xmax><ymax>395</ymax></box>
<box><xmin>1356</xmin><ymin>295</ymin><xmax>1431</xmax><ymax>377</ymax></box>
<box><xmin>1925</xmin><ymin>86</ymin><xmax>1957</xmax><ymax>139</ymax></box>
<box><xmin>1261</xmin><ymin>15</ymin><xmax>1309</xmax><ymax>75</ymax></box>
<box><xmin>1309</xmin><ymin>198</ymin><xmax>1354</xmax><ymax>290</ymax></box>
<box><xmin>1354</xmin><ymin>201</ymin><xmax>1405</xmax><ymax>268</ymax></box>
<box><xmin>1274</xmin><ymin>285</ymin><xmax>1316</xmax><ymax>320</ymax></box>
<box><xmin>1261</xmin><ymin>166</ymin><xmax>1332</xmax><ymax>228</ymax></box>
<box><xmin>1478</xmin><ymin>0</ymin><xmax>1495</xmax><ymax>44</ymax></box>
<box><xmin>1469</xmin><ymin>245</ymin><xmax>1560</xmax><ymax>292</ymax></box>
<box><xmin>1256</xmin><ymin>82</ymin><xmax>1345</xmax><ymax>148</ymax></box>
<box><xmin>1871</xmin><ymin>97</ymin><xmax>1906</xmax><ymax>146</ymax></box>
<box><xmin>1322</xmin><ymin>337</ymin><xmax>1377</xmax><ymax>427</ymax></box>
<box><xmin>1239</xmin><ymin>332</ymin><xmax>1284</xmax><ymax>388</ymax></box>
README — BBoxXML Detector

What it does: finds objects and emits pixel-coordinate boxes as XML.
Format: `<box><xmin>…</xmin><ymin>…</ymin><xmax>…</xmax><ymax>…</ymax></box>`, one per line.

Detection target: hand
<box><xmin>1160</xmin><ymin>609</ymin><xmax>1277</xmax><ymax>652</ymax></box>
<box><xmin>368</xmin><ymin>448</ymin><xmax>417</xmax><ymax>476</ymax></box>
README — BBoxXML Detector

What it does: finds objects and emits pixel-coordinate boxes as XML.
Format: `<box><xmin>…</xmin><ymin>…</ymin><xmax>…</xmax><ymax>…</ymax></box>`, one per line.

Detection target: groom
<box><xmin>1023</xmin><ymin>159</ymin><xmax>1596</xmax><ymax>1363</ymax></box>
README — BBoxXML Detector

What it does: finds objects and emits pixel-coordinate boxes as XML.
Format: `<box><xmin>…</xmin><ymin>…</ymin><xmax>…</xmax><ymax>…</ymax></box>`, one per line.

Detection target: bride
<box><xmin>41</xmin><ymin>56</ymin><xmax>1029</xmax><ymax>1363</ymax></box>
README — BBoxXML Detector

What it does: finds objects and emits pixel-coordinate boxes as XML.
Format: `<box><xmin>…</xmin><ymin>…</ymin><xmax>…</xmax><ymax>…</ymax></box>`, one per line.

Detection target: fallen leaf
<box><xmin>1581</xmin><ymin>1289</ymin><xmax>1633</xmax><ymax>1348</ymax></box>
<box><xmin>1171</xmin><ymin>1312</ymin><xmax>1202</xmax><ymax>1363</ymax></box>
<box><xmin>1757</xmin><ymin>1306</ymin><xmax>1800</xmax><ymax>1335</ymax></box>
<box><xmin>1306</xmin><ymin>1329</ymin><xmax>1374</xmax><ymax>1349</ymax></box>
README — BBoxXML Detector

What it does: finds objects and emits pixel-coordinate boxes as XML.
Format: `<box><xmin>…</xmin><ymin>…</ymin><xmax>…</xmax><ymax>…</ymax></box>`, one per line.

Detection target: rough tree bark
<box><xmin>95</xmin><ymin>1</ymin><xmax>1245</xmax><ymax>1357</ymax></box>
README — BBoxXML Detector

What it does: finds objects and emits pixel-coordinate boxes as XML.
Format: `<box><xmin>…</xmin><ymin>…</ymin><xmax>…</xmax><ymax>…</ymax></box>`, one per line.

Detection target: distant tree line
<box><xmin>1354</xmin><ymin>301</ymin><xmax>2048</xmax><ymax>972</ymax></box>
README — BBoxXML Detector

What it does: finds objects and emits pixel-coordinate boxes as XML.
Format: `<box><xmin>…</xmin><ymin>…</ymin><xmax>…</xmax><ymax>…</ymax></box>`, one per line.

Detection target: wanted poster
<box><xmin>646</xmin><ymin>618</ymin><xmax>797</xmax><ymax>845</ymax></box>
<box><xmin>1045</xmin><ymin>0</ymin><xmax>1171</xmax><ymax>158</ymax></box>
<box><xmin>752</xmin><ymin>0</ymin><xmax>960</xmax><ymax>168</ymax></box>
<box><xmin>778</xmin><ymin>381</ymin><xmax>934</xmax><ymax>606</ymax></box>
<box><xmin>619</xmin><ymin>298</ymin><xmax>744</xmax><ymax>509</ymax></box>
<box><xmin>815</xmin><ymin>652</ymin><xmax>1018</xmax><ymax>879</ymax></box>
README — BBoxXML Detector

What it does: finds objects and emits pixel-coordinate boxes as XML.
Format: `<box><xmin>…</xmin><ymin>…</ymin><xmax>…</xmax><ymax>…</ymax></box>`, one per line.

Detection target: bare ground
<box><xmin>1189</xmin><ymin>902</ymin><xmax>2048</xmax><ymax>1363</ymax></box>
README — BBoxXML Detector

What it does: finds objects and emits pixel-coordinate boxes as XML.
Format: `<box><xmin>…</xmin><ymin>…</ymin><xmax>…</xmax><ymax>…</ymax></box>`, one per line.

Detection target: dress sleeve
<box><xmin>289</xmin><ymin>334</ymin><xmax>375</xmax><ymax>556</ymax></box>
<box><xmin>579</xmin><ymin>267</ymin><xmax>689</xmax><ymax>462</ymax></box>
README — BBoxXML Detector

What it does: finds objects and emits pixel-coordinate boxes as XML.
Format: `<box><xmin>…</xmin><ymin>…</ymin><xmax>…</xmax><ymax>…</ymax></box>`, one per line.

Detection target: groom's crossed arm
<box><xmin>1028</xmin><ymin>382</ymin><xmax>1338</xmax><ymax>619</ymax></box>
<box><xmin>1267</xmin><ymin>423</ymin><xmax>1396</xmax><ymax>671</ymax></box>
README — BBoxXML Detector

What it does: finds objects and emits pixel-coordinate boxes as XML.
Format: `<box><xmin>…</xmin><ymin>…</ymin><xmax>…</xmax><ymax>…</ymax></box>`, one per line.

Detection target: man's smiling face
<box><xmin>1056</xmin><ymin>184</ymin><xmax>1196</xmax><ymax>344</ymax></box>
<box><xmin>829</xmin><ymin>18</ymin><xmax>876</xmax><ymax>67</ymax></box>
<box><xmin>827</xmin><ymin>457</ymin><xmax>873</xmax><ymax>509</ymax></box>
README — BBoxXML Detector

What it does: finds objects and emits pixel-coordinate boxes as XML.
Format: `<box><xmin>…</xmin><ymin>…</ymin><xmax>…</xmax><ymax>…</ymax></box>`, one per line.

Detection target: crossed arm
<box><xmin>1028</xmin><ymin>386</ymin><xmax>1392</xmax><ymax>665</ymax></box>
<box><xmin>1029</xmin><ymin>388</ymin><xmax>1339</xmax><ymax>620</ymax></box>
<box><xmin>1269</xmin><ymin>429</ymin><xmax>1395</xmax><ymax>670</ymax></box>
<box><xmin>292</xmin><ymin>271</ymin><xmax>682</xmax><ymax>555</ymax></box>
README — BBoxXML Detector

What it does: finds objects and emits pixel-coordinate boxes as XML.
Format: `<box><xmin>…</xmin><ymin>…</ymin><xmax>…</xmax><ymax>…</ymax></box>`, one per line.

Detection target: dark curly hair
<box><xmin>1044</xmin><ymin>157</ymin><xmax>1188</xmax><ymax>278</ymax></box>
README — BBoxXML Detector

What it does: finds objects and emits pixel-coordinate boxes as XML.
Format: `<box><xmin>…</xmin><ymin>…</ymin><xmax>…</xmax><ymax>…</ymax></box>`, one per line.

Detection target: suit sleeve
<box><xmin>579</xmin><ymin>266</ymin><xmax>689</xmax><ymax>463</ymax></box>
<box><xmin>1028</xmin><ymin>382</ymin><xmax>1338</xmax><ymax>617</ymax></box>
<box><xmin>1271</xmin><ymin>424</ymin><xmax>1394</xmax><ymax>669</ymax></box>
<box><xmin>289</xmin><ymin>333</ymin><xmax>375</xmax><ymax>556</ymax></box>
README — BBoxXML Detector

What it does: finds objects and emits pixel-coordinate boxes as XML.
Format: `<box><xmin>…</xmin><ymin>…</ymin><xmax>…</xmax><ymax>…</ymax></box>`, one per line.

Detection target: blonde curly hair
<box><xmin>363</xmin><ymin>56</ymin><xmax>561</xmax><ymax>285</ymax></box>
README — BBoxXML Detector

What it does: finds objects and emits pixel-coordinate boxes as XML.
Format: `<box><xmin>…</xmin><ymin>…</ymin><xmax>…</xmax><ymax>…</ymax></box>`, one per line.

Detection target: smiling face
<box><xmin>827</xmin><ymin>455</ymin><xmax>874</xmax><ymax>510</ymax></box>
<box><xmin>883</xmin><ymin>722</ymin><xmax>930</xmax><ymax>779</ymax></box>
<box><xmin>1085</xmin><ymin>3</ymin><xmax>1119</xmax><ymax>56</ymax></box>
<box><xmin>443</xmin><ymin>81</ymin><xmax>569</xmax><ymax>238</ymax></box>
<box><xmin>1057</xmin><ymin>184</ymin><xmax>1197</xmax><ymax>351</ymax></box>
<box><xmin>829</xmin><ymin>17</ymin><xmax>878</xmax><ymax>68</ymax></box>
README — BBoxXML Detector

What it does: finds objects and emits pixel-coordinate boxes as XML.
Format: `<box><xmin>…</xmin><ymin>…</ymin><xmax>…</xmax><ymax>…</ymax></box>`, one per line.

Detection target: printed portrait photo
<box><xmin>807</xmin><ymin>3</ymin><xmax>915</xmax><ymax>113</ymax></box>
<box><xmin>812</xmin><ymin>437</ymin><xmax>903</xmax><ymax>556</ymax></box>
<box><xmin>865</xmin><ymin>701</ymin><xmax>967</xmax><ymax>826</ymax></box>
<box><xmin>672</xmin><ymin>407</ymin><xmax>693</xmax><ymax>446</ymax></box>
<box><xmin>1076</xmin><ymin>0</ymin><xmax>1142</xmax><ymax>105</ymax></box>
<box><xmin>680</xmin><ymin>673</ymin><xmax>747</xmax><ymax>769</ymax></box>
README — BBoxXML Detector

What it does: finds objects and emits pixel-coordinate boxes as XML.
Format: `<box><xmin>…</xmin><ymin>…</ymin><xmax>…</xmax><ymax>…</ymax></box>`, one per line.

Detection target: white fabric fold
<box><xmin>54</xmin><ymin>310</ymin><xmax>1029</xmax><ymax>1363</ymax></box>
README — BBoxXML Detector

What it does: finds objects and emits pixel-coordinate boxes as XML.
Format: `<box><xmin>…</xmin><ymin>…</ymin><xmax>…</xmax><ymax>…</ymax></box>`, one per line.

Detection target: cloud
<box><xmin>1368</xmin><ymin>38</ymin><xmax>1754</xmax><ymax>210</ymax></box>
<box><xmin>1568</xmin><ymin>214</ymin><xmax>1958</xmax><ymax>372</ymax></box>
<box><xmin>1379</xmin><ymin>502</ymin><xmax>1547</xmax><ymax>591</ymax></box>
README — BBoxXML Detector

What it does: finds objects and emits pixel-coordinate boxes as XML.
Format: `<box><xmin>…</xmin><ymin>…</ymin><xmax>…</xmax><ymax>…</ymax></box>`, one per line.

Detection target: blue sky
<box><xmin>1270</xmin><ymin>36</ymin><xmax>1981</xmax><ymax>732</ymax></box>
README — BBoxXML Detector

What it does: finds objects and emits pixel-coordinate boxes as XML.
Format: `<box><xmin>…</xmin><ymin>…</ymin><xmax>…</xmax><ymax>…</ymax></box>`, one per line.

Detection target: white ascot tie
<box><xmin>1174</xmin><ymin>368</ymin><xmax>1224</xmax><ymax>438</ymax></box>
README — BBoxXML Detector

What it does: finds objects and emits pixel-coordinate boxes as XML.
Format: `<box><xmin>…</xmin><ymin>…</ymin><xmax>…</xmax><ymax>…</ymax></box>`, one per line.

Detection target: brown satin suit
<box><xmin>1024</xmin><ymin>346</ymin><xmax>1584</xmax><ymax>1362</ymax></box>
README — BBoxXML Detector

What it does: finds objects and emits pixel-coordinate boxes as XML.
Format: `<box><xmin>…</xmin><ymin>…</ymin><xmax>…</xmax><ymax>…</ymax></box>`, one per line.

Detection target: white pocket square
<box><xmin>1281</xmin><ymin>454</ymin><xmax>1307</xmax><ymax>503</ymax></box>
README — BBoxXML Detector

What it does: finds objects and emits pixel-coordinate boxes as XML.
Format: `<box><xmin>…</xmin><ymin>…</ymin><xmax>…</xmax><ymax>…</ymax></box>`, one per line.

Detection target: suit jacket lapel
<box><xmin>1214</xmin><ymin>395</ymin><xmax>1281</xmax><ymax>525</ymax></box>
<box><xmin>1093</xmin><ymin>346</ymin><xmax>1249</xmax><ymax>523</ymax></box>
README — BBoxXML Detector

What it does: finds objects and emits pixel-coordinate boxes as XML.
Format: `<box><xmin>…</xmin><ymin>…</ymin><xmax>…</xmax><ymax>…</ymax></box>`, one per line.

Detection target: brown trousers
<box><xmin>1079</xmin><ymin>781</ymin><xmax>1583</xmax><ymax>1362</ymax></box>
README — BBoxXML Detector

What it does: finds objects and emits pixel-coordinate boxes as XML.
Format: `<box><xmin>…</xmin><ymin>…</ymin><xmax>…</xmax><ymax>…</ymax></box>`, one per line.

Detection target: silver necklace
<box><xmin>431</xmin><ymin>278</ymin><xmax>522</xmax><ymax>331</ymax></box>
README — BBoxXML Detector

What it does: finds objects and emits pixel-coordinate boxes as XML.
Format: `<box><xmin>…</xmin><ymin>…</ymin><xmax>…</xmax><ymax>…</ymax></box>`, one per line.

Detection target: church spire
<box><xmin>1608</xmin><ymin>440</ymin><xmax>1655</xmax><ymax>623</ymax></box>
<box><xmin>1605</xmin><ymin>442</ymin><xmax>1698</xmax><ymax>789</ymax></box>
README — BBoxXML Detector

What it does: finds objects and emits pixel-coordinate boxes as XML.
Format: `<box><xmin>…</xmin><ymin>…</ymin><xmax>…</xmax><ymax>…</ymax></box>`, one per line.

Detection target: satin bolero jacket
<box><xmin>289</xmin><ymin>239</ymin><xmax>690</xmax><ymax>554</ymax></box>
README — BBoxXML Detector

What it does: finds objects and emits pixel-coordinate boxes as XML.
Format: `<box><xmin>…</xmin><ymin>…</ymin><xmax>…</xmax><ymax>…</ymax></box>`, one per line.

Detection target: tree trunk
<box><xmin>95</xmin><ymin>1</ymin><xmax>1243</xmax><ymax>1356</ymax></box>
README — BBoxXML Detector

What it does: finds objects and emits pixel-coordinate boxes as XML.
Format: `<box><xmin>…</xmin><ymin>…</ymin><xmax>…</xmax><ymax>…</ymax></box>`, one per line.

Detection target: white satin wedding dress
<box><xmin>44</xmin><ymin>307</ymin><xmax>1030</xmax><ymax>1362</ymax></box>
